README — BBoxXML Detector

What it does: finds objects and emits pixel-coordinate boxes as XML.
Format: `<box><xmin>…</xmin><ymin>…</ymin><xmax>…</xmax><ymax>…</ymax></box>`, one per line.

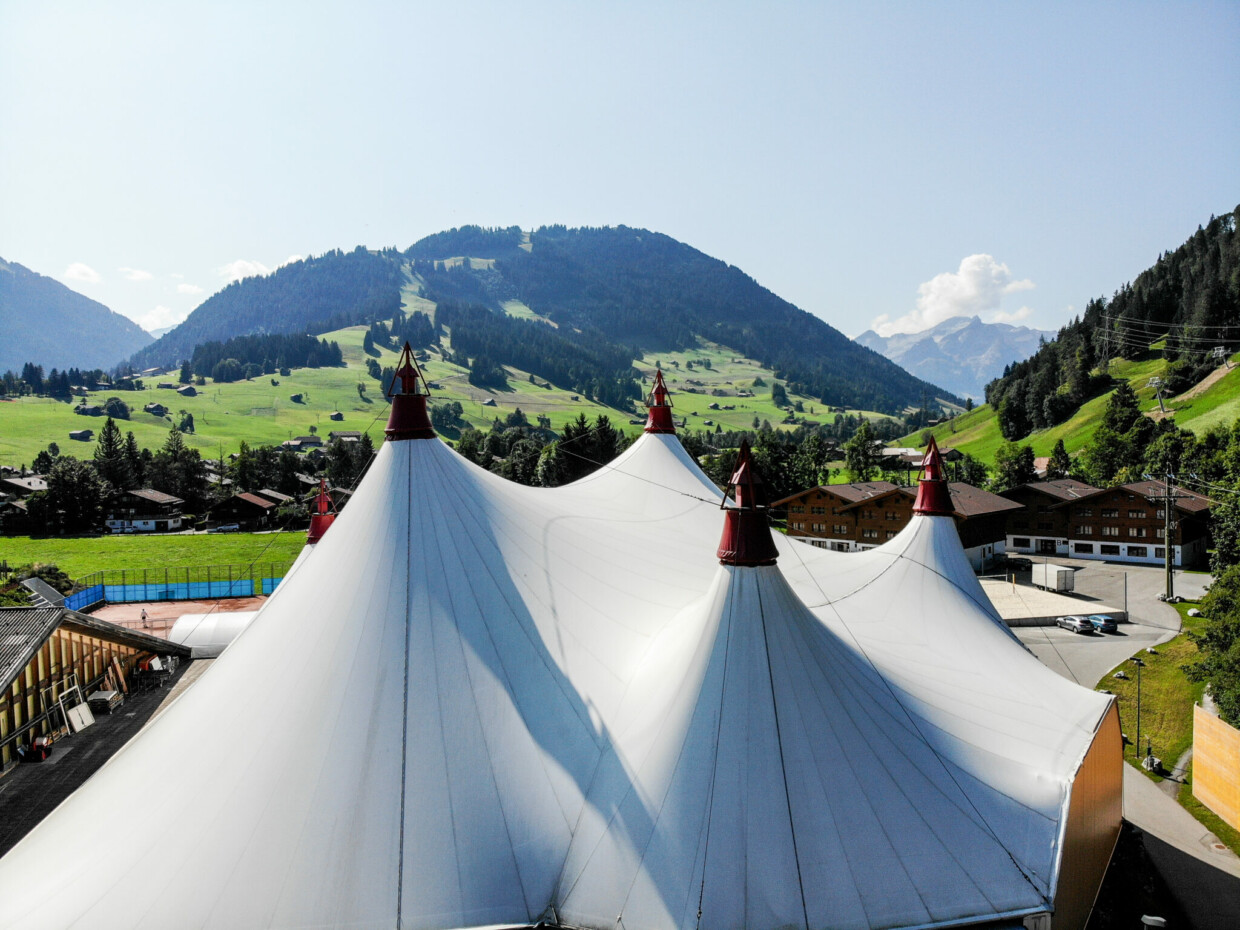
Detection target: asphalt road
<box><xmin>1014</xmin><ymin>558</ymin><xmax>1207</xmax><ymax>687</ymax></box>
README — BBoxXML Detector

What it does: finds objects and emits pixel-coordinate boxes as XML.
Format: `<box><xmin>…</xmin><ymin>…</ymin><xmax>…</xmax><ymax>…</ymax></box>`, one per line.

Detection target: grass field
<box><xmin>901</xmin><ymin>347</ymin><xmax>1240</xmax><ymax>462</ymax></box>
<box><xmin>0</xmin><ymin>303</ymin><xmax>894</xmax><ymax>466</ymax></box>
<box><xmin>1096</xmin><ymin>603</ymin><xmax>1206</xmax><ymax>774</ymax></box>
<box><xmin>0</xmin><ymin>532</ymin><xmax>306</xmax><ymax>579</ymax></box>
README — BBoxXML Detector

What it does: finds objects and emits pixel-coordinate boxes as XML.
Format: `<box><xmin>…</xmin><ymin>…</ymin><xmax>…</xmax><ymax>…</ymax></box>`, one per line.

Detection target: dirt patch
<box><xmin>92</xmin><ymin>596</ymin><xmax>267</xmax><ymax>639</ymax></box>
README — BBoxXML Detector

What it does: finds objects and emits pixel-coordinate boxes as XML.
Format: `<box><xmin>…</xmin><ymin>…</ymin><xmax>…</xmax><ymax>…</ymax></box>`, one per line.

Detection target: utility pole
<box><xmin>1147</xmin><ymin>377</ymin><xmax>1167</xmax><ymax>415</ymax></box>
<box><xmin>1144</xmin><ymin>473</ymin><xmax>1189</xmax><ymax>601</ymax></box>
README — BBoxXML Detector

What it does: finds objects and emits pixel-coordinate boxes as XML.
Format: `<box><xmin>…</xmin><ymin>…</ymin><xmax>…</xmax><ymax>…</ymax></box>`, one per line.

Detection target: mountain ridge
<box><xmin>132</xmin><ymin>225</ymin><xmax>958</xmax><ymax>414</ymax></box>
<box><xmin>0</xmin><ymin>258</ymin><xmax>152</xmax><ymax>372</ymax></box>
<box><xmin>855</xmin><ymin>316</ymin><xmax>1054</xmax><ymax>400</ymax></box>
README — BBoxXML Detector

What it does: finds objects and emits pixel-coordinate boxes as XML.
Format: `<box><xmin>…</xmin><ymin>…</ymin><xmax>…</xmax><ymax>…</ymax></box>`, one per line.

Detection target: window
<box><xmin>1128</xmin><ymin>510</ymin><xmax>1145</xmax><ymax>519</ymax></box>
<box><xmin>1076</xmin><ymin>507</ymin><xmax>1094</xmax><ymax>518</ymax></box>
<box><xmin>862</xmin><ymin>509</ymin><xmax>876</xmax><ymax>520</ymax></box>
<box><xmin>886</xmin><ymin>531</ymin><xmax>896</xmax><ymax>539</ymax></box>
<box><xmin>1075</xmin><ymin>543</ymin><xmax>1094</xmax><ymax>554</ymax></box>
<box><xmin>1128</xmin><ymin>546</ymin><xmax>1148</xmax><ymax>558</ymax></box>
<box><xmin>1101</xmin><ymin>526</ymin><xmax>1119</xmax><ymax>537</ymax></box>
<box><xmin>790</xmin><ymin>521</ymin><xmax>804</xmax><ymax>531</ymax></box>
<box><xmin>862</xmin><ymin>528</ymin><xmax>878</xmax><ymax>539</ymax></box>
<box><xmin>885</xmin><ymin>511</ymin><xmax>899</xmax><ymax>521</ymax></box>
<box><xmin>1101</xmin><ymin>544</ymin><xmax>1120</xmax><ymax>555</ymax></box>
<box><xmin>1013</xmin><ymin>537</ymin><xmax>1031</xmax><ymax>547</ymax></box>
<box><xmin>1156</xmin><ymin>528</ymin><xmax>1165</xmax><ymax>539</ymax></box>
<box><xmin>1155</xmin><ymin>547</ymin><xmax>1166</xmax><ymax>559</ymax></box>
<box><xmin>810</xmin><ymin>506</ymin><xmax>826</xmax><ymax>515</ymax></box>
<box><xmin>832</xmin><ymin>524</ymin><xmax>848</xmax><ymax>535</ymax></box>
<box><xmin>1156</xmin><ymin>509</ymin><xmax>1167</xmax><ymax>520</ymax></box>
<box><xmin>788</xmin><ymin>505</ymin><xmax>804</xmax><ymax>514</ymax></box>
<box><xmin>1077</xmin><ymin>526</ymin><xmax>1094</xmax><ymax>536</ymax></box>
<box><xmin>811</xmin><ymin>523</ymin><xmax>826</xmax><ymax>533</ymax></box>
<box><xmin>1128</xmin><ymin>527</ymin><xmax>1147</xmax><ymax>538</ymax></box>
<box><xmin>1101</xmin><ymin>508</ymin><xmax>1119</xmax><ymax>518</ymax></box>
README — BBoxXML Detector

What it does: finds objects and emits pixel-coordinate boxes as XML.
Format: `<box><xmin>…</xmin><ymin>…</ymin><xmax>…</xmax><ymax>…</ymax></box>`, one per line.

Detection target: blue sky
<box><xmin>2</xmin><ymin>2</ymin><xmax>1236</xmax><ymax>338</ymax></box>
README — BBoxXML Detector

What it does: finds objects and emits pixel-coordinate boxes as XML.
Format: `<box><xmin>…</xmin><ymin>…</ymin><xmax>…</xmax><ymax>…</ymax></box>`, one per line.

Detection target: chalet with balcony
<box><xmin>210</xmin><ymin>492</ymin><xmax>278</xmax><ymax>529</ymax></box>
<box><xmin>774</xmin><ymin>480</ymin><xmax>1021</xmax><ymax>570</ymax></box>
<box><xmin>1001</xmin><ymin>479</ymin><xmax>1213</xmax><ymax>567</ymax></box>
<box><xmin>104</xmin><ymin>488</ymin><xmax>185</xmax><ymax>534</ymax></box>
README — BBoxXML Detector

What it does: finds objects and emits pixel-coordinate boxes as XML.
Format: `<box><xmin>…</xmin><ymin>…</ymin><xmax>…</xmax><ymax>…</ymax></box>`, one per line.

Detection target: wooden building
<box><xmin>1003</xmin><ymin>479</ymin><xmax>1213</xmax><ymax>567</ymax></box>
<box><xmin>209</xmin><ymin>492</ymin><xmax>278</xmax><ymax>529</ymax></box>
<box><xmin>104</xmin><ymin>488</ymin><xmax>185</xmax><ymax>534</ymax></box>
<box><xmin>774</xmin><ymin>480</ymin><xmax>1022</xmax><ymax>570</ymax></box>
<box><xmin>0</xmin><ymin>607</ymin><xmax>189</xmax><ymax>771</ymax></box>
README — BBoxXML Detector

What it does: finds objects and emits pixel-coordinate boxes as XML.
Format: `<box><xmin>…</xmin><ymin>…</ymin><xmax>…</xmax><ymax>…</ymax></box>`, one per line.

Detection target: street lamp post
<box><xmin>1131</xmin><ymin>656</ymin><xmax>1146</xmax><ymax>766</ymax></box>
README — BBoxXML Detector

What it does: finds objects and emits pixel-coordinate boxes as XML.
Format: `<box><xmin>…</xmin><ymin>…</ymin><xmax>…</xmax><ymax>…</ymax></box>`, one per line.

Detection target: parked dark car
<box><xmin>1086</xmin><ymin>614</ymin><xmax>1118</xmax><ymax>634</ymax></box>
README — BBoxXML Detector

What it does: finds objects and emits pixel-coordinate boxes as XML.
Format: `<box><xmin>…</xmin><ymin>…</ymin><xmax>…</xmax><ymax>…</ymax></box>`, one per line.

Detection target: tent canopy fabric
<box><xmin>0</xmin><ymin>431</ymin><xmax>1112</xmax><ymax>930</ymax></box>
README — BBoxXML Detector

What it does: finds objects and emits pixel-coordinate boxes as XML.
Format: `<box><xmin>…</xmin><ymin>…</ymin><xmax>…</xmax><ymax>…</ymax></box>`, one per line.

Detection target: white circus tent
<box><xmin>0</xmin><ymin>359</ymin><xmax>1120</xmax><ymax>930</ymax></box>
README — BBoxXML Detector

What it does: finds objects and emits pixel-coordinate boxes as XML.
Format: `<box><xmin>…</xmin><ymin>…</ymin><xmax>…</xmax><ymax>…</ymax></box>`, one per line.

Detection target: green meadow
<box><xmin>0</xmin><ymin>307</ymin><xmax>892</xmax><ymax>467</ymax></box>
<box><xmin>901</xmin><ymin>349</ymin><xmax>1240</xmax><ymax>461</ymax></box>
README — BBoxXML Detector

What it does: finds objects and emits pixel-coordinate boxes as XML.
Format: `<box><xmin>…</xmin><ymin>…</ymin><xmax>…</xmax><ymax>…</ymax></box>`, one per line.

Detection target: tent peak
<box><xmin>717</xmin><ymin>440</ymin><xmax>778</xmax><ymax>566</ymax></box>
<box><xmin>386</xmin><ymin>342</ymin><xmax>436</xmax><ymax>441</ymax></box>
<box><xmin>644</xmin><ymin>369</ymin><xmax>676</xmax><ymax>434</ymax></box>
<box><xmin>306</xmin><ymin>478</ymin><xmax>336</xmax><ymax>544</ymax></box>
<box><xmin>913</xmin><ymin>435</ymin><xmax>954</xmax><ymax>516</ymax></box>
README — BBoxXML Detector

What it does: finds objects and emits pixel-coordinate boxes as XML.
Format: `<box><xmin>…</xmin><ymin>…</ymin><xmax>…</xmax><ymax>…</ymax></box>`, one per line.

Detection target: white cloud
<box><xmin>281</xmin><ymin>254</ymin><xmax>304</xmax><ymax>267</ymax></box>
<box><xmin>64</xmin><ymin>262</ymin><xmax>101</xmax><ymax>284</ymax></box>
<box><xmin>217</xmin><ymin>258</ymin><xmax>271</xmax><ymax>282</ymax></box>
<box><xmin>991</xmin><ymin>305</ymin><xmax>1035</xmax><ymax>324</ymax></box>
<box><xmin>136</xmin><ymin>304</ymin><xmax>189</xmax><ymax>333</ymax></box>
<box><xmin>176</xmin><ymin>283</ymin><xmax>204</xmax><ymax>295</ymax></box>
<box><xmin>119</xmin><ymin>266</ymin><xmax>153</xmax><ymax>281</ymax></box>
<box><xmin>871</xmin><ymin>254</ymin><xmax>1036</xmax><ymax>337</ymax></box>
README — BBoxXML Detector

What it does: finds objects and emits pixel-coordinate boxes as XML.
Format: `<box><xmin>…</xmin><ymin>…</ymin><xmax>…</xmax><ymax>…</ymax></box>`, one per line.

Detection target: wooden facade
<box><xmin>774</xmin><ymin>481</ymin><xmax>1022</xmax><ymax>570</ymax></box>
<box><xmin>1003</xmin><ymin>479</ymin><xmax>1212</xmax><ymax>567</ymax></box>
<box><xmin>0</xmin><ymin>609</ymin><xmax>186</xmax><ymax>770</ymax></box>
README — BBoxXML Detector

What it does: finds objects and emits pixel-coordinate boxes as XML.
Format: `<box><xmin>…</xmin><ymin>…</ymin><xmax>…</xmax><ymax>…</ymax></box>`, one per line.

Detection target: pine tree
<box><xmin>124</xmin><ymin>431</ymin><xmax>145</xmax><ymax>487</ymax></box>
<box><xmin>1047</xmin><ymin>439</ymin><xmax>1071</xmax><ymax>480</ymax></box>
<box><xmin>93</xmin><ymin>417</ymin><xmax>133</xmax><ymax>489</ymax></box>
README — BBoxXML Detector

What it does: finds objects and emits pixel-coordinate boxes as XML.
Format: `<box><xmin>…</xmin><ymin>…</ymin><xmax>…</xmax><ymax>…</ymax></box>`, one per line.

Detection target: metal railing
<box><xmin>66</xmin><ymin>562</ymin><xmax>295</xmax><ymax>610</ymax></box>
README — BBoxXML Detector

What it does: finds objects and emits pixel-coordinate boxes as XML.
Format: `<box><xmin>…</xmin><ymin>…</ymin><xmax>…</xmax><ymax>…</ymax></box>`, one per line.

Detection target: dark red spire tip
<box><xmin>913</xmin><ymin>436</ymin><xmax>955</xmax><ymax>517</ymax></box>
<box><xmin>716</xmin><ymin>440</ymin><xmax>779</xmax><ymax>566</ymax></box>
<box><xmin>644</xmin><ymin>369</ymin><xmax>676</xmax><ymax>434</ymax></box>
<box><xmin>306</xmin><ymin>478</ymin><xmax>336</xmax><ymax>544</ymax></box>
<box><xmin>385</xmin><ymin>342</ymin><xmax>436</xmax><ymax>441</ymax></box>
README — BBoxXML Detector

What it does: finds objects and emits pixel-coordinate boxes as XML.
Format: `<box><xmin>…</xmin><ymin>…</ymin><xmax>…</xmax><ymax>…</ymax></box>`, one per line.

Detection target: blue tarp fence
<box><xmin>67</xmin><ymin>562</ymin><xmax>292</xmax><ymax>608</ymax></box>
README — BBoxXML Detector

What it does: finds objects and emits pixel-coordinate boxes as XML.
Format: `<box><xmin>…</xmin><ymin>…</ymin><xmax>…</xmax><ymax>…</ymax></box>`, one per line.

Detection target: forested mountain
<box><xmin>856</xmin><ymin>316</ymin><xmax>1053</xmax><ymax>400</ymax></box>
<box><xmin>129</xmin><ymin>247</ymin><xmax>404</xmax><ymax>369</ymax></box>
<box><xmin>129</xmin><ymin>225</ymin><xmax>958</xmax><ymax>414</ymax></box>
<box><xmin>410</xmin><ymin>225</ymin><xmax>958</xmax><ymax>412</ymax></box>
<box><xmin>0</xmin><ymin>258</ymin><xmax>151</xmax><ymax>372</ymax></box>
<box><xmin>986</xmin><ymin>206</ymin><xmax>1240</xmax><ymax>440</ymax></box>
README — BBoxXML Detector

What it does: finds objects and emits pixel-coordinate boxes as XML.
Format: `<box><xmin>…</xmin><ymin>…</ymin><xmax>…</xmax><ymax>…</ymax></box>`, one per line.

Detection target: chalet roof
<box><xmin>0</xmin><ymin>476</ymin><xmax>47</xmax><ymax>495</ymax></box>
<box><xmin>828</xmin><ymin>482</ymin><xmax>1024</xmax><ymax>518</ymax></box>
<box><xmin>232</xmin><ymin>492</ymin><xmax>278</xmax><ymax>510</ymax></box>
<box><xmin>328</xmin><ymin>430</ymin><xmax>363</xmax><ymax>440</ymax></box>
<box><xmin>0</xmin><ymin>607</ymin><xmax>187</xmax><ymax>695</ymax></box>
<box><xmin>124</xmin><ymin>488</ymin><xmax>184</xmax><ymax>506</ymax></box>
<box><xmin>253</xmin><ymin>488</ymin><xmax>294</xmax><ymax>504</ymax></box>
<box><xmin>772</xmin><ymin>481</ymin><xmax>897</xmax><ymax>507</ymax></box>
<box><xmin>1007</xmin><ymin>478</ymin><xmax>1103</xmax><ymax>503</ymax></box>
<box><xmin>1121</xmin><ymin>481</ymin><xmax>1214</xmax><ymax>514</ymax></box>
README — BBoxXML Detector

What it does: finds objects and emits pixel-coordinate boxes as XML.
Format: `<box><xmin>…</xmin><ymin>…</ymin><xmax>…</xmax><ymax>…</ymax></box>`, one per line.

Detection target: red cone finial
<box><xmin>644</xmin><ymin>369</ymin><xmax>676</xmax><ymax>434</ymax></box>
<box><xmin>306</xmin><ymin>478</ymin><xmax>336</xmax><ymax>544</ymax></box>
<box><xmin>716</xmin><ymin>440</ymin><xmax>779</xmax><ymax>566</ymax></box>
<box><xmin>913</xmin><ymin>436</ymin><xmax>955</xmax><ymax>516</ymax></box>
<box><xmin>385</xmin><ymin>342</ymin><xmax>436</xmax><ymax>441</ymax></box>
